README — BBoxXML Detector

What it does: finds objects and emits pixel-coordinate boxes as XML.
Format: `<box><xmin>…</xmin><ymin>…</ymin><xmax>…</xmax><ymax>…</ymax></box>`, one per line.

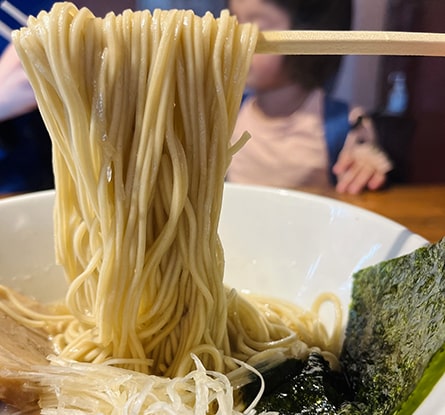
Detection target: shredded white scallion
<box><xmin>17</xmin><ymin>355</ymin><xmax>277</xmax><ymax>415</ymax></box>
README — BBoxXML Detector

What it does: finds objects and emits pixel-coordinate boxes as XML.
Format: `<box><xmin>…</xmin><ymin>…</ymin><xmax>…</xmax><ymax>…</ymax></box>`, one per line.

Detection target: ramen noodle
<box><xmin>5</xmin><ymin>2</ymin><xmax>343</xmax><ymax>412</ymax></box>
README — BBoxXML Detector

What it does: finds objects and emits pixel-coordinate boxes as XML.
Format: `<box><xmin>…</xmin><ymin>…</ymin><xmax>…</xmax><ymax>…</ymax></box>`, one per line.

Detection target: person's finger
<box><xmin>332</xmin><ymin>151</ymin><xmax>353</xmax><ymax>175</ymax></box>
<box><xmin>335</xmin><ymin>144</ymin><xmax>392</xmax><ymax>193</ymax></box>
<box><xmin>367</xmin><ymin>171</ymin><xmax>387</xmax><ymax>190</ymax></box>
<box><xmin>347</xmin><ymin>166</ymin><xmax>377</xmax><ymax>194</ymax></box>
<box><xmin>335</xmin><ymin>163</ymin><xmax>361</xmax><ymax>193</ymax></box>
<box><xmin>337</xmin><ymin>165</ymin><xmax>376</xmax><ymax>194</ymax></box>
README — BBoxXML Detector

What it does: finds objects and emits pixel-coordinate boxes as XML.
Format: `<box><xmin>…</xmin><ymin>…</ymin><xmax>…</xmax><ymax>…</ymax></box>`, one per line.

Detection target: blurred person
<box><xmin>0</xmin><ymin>42</ymin><xmax>54</xmax><ymax>194</ymax></box>
<box><xmin>0</xmin><ymin>0</ymin><xmax>141</xmax><ymax>194</ymax></box>
<box><xmin>0</xmin><ymin>0</ymin><xmax>55</xmax><ymax>193</ymax></box>
<box><xmin>0</xmin><ymin>43</ymin><xmax>36</xmax><ymax>121</ymax></box>
<box><xmin>226</xmin><ymin>0</ymin><xmax>392</xmax><ymax>194</ymax></box>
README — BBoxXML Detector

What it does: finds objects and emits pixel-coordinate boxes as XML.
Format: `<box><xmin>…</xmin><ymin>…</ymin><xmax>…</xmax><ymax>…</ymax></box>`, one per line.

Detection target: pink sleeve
<box><xmin>0</xmin><ymin>43</ymin><xmax>37</xmax><ymax>122</ymax></box>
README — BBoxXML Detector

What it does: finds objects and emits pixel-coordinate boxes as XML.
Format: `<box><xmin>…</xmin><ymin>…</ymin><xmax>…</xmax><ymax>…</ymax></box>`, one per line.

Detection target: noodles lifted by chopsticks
<box><xmin>11</xmin><ymin>1</ymin><xmax>342</xmax><ymax>385</ymax></box>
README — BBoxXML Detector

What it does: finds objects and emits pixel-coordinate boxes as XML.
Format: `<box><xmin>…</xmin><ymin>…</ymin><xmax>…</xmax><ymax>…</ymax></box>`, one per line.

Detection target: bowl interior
<box><xmin>0</xmin><ymin>184</ymin><xmax>427</xmax><ymax>306</ymax></box>
<box><xmin>220</xmin><ymin>184</ymin><xmax>427</xmax><ymax>311</ymax></box>
<box><xmin>2</xmin><ymin>183</ymin><xmax>442</xmax><ymax>414</ymax></box>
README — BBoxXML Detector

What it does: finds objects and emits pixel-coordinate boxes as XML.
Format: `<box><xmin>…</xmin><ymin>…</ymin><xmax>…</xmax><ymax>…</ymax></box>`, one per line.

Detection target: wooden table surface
<box><xmin>299</xmin><ymin>184</ymin><xmax>445</xmax><ymax>243</ymax></box>
<box><xmin>1</xmin><ymin>183</ymin><xmax>444</xmax><ymax>242</ymax></box>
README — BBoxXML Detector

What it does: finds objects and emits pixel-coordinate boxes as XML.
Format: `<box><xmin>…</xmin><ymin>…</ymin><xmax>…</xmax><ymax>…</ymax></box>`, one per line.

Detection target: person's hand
<box><xmin>333</xmin><ymin>143</ymin><xmax>393</xmax><ymax>194</ymax></box>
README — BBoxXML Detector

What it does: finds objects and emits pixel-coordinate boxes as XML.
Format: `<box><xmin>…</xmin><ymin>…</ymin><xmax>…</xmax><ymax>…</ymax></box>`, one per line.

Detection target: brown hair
<box><xmin>267</xmin><ymin>0</ymin><xmax>353</xmax><ymax>90</ymax></box>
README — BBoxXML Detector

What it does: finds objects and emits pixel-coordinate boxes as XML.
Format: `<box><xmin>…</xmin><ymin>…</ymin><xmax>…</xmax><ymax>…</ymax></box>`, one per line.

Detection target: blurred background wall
<box><xmin>137</xmin><ymin>0</ymin><xmax>225</xmax><ymax>16</ymax></box>
<box><xmin>333</xmin><ymin>0</ymin><xmax>387</xmax><ymax>110</ymax></box>
<box><xmin>74</xmin><ymin>0</ymin><xmax>134</xmax><ymax>16</ymax></box>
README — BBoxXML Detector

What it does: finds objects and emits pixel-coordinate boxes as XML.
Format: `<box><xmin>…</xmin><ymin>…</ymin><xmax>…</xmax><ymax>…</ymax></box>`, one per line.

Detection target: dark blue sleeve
<box><xmin>0</xmin><ymin>0</ymin><xmax>56</xmax><ymax>192</ymax></box>
<box><xmin>323</xmin><ymin>95</ymin><xmax>351</xmax><ymax>184</ymax></box>
<box><xmin>1</xmin><ymin>0</ymin><xmax>55</xmax><ymax>52</ymax></box>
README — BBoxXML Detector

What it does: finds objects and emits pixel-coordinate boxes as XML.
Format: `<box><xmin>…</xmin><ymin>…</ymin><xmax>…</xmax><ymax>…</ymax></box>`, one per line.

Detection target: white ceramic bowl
<box><xmin>0</xmin><ymin>183</ymin><xmax>443</xmax><ymax>414</ymax></box>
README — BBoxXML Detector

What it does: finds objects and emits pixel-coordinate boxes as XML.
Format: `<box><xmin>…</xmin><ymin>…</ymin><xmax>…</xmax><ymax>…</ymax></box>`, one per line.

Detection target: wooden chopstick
<box><xmin>255</xmin><ymin>30</ymin><xmax>445</xmax><ymax>56</ymax></box>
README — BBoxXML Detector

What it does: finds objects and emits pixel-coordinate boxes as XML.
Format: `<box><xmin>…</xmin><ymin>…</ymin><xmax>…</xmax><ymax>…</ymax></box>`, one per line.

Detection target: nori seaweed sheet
<box><xmin>246</xmin><ymin>353</ymin><xmax>353</xmax><ymax>415</ymax></box>
<box><xmin>339</xmin><ymin>237</ymin><xmax>445</xmax><ymax>414</ymax></box>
